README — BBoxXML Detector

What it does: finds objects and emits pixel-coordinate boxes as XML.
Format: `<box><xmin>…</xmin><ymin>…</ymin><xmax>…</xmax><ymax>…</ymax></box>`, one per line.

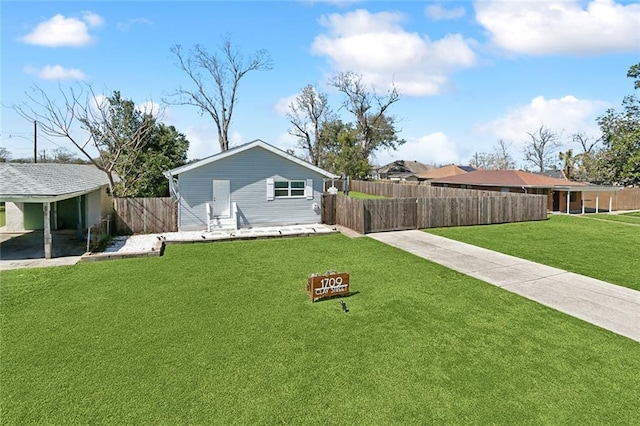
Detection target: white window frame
<box><xmin>274</xmin><ymin>180</ymin><xmax>306</xmax><ymax>198</ymax></box>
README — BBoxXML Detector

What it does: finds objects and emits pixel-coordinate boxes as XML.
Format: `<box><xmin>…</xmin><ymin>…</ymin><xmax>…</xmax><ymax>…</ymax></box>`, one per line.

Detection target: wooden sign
<box><xmin>307</xmin><ymin>272</ymin><xmax>350</xmax><ymax>302</ymax></box>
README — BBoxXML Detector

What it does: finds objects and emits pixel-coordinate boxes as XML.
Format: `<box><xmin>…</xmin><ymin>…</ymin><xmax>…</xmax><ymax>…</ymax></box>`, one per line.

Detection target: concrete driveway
<box><xmin>0</xmin><ymin>230</ymin><xmax>85</xmax><ymax>270</ymax></box>
<box><xmin>369</xmin><ymin>230</ymin><xmax>640</xmax><ymax>342</ymax></box>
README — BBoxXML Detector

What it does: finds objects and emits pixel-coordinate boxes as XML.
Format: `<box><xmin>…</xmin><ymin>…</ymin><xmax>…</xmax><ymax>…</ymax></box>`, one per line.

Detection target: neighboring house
<box><xmin>164</xmin><ymin>139</ymin><xmax>339</xmax><ymax>232</ymax></box>
<box><xmin>0</xmin><ymin>163</ymin><xmax>113</xmax><ymax>258</ymax></box>
<box><xmin>535</xmin><ymin>169</ymin><xmax>568</xmax><ymax>180</ymax></box>
<box><xmin>429</xmin><ymin>169</ymin><xmax>619</xmax><ymax>213</ymax></box>
<box><xmin>370</xmin><ymin>160</ymin><xmax>433</xmax><ymax>181</ymax></box>
<box><xmin>416</xmin><ymin>164</ymin><xmax>476</xmax><ymax>181</ymax></box>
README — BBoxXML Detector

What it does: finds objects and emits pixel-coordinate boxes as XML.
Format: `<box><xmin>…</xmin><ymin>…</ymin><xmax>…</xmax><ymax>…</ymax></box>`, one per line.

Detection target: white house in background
<box><xmin>0</xmin><ymin>163</ymin><xmax>113</xmax><ymax>258</ymax></box>
<box><xmin>164</xmin><ymin>139</ymin><xmax>339</xmax><ymax>232</ymax></box>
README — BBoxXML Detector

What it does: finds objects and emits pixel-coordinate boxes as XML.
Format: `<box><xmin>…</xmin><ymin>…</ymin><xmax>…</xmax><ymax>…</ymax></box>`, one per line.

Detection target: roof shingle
<box><xmin>0</xmin><ymin>163</ymin><xmax>110</xmax><ymax>197</ymax></box>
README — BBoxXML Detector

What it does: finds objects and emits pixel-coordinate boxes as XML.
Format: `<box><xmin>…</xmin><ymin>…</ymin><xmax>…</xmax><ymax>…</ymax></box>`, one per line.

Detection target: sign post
<box><xmin>307</xmin><ymin>271</ymin><xmax>350</xmax><ymax>302</ymax></box>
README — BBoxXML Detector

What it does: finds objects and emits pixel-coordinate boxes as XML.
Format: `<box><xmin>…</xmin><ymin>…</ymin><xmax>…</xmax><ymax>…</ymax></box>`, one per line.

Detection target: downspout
<box><xmin>521</xmin><ymin>186</ymin><xmax>527</xmax><ymax>194</ymax></box>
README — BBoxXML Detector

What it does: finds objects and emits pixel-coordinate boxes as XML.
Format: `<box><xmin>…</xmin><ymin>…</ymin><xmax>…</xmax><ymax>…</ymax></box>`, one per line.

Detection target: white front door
<box><xmin>212</xmin><ymin>180</ymin><xmax>231</xmax><ymax>217</ymax></box>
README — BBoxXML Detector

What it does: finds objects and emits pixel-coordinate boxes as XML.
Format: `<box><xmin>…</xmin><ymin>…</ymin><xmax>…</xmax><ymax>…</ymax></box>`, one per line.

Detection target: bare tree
<box><xmin>13</xmin><ymin>84</ymin><xmax>157</xmax><ymax>195</ymax></box>
<box><xmin>287</xmin><ymin>85</ymin><xmax>331</xmax><ymax>166</ymax></box>
<box><xmin>0</xmin><ymin>147</ymin><xmax>11</xmax><ymax>162</ymax></box>
<box><xmin>572</xmin><ymin>132</ymin><xmax>600</xmax><ymax>154</ymax></box>
<box><xmin>469</xmin><ymin>152</ymin><xmax>493</xmax><ymax>169</ymax></box>
<box><xmin>330</xmin><ymin>71</ymin><xmax>405</xmax><ymax>164</ymax></box>
<box><xmin>523</xmin><ymin>125</ymin><xmax>562</xmax><ymax>172</ymax></box>
<box><xmin>492</xmin><ymin>139</ymin><xmax>516</xmax><ymax>170</ymax></box>
<box><xmin>469</xmin><ymin>140</ymin><xmax>515</xmax><ymax>170</ymax></box>
<box><xmin>165</xmin><ymin>36</ymin><xmax>273</xmax><ymax>152</ymax></box>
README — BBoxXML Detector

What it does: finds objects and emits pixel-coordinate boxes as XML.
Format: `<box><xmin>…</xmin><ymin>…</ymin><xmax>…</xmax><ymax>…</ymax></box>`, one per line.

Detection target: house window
<box><xmin>275</xmin><ymin>180</ymin><xmax>306</xmax><ymax>198</ymax></box>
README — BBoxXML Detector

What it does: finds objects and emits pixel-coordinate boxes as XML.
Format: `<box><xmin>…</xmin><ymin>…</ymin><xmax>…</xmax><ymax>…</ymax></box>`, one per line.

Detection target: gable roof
<box><xmin>429</xmin><ymin>169</ymin><xmax>589</xmax><ymax>188</ymax></box>
<box><xmin>417</xmin><ymin>164</ymin><xmax>476</xmax><ymax>180</ymax></box>
<box><xmin>0</xmin><ymin>163</ymin><xmax>110</xmax><ymax>202</ymax></box>
<box><xmin>164</xmin><ymin>139</ymin><xmax>339</xmax><ymax>178</ymax></box>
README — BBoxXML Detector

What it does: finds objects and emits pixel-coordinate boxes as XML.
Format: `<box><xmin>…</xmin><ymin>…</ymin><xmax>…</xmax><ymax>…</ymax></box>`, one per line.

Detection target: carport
<box><xmin>0</xmin><ymin>163</ymin><xmax>113</xmax><ymax>259</ymax></box>
<box><xmin>558</xmin><ymin>185</ymin><xmax>622</xmax><ymax>214</ymax></box>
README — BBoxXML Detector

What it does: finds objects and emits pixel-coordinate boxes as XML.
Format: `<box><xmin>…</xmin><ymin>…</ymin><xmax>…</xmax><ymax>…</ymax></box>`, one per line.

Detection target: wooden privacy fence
<box><xmin>323</xmin><ymin>194</ymin><xmax>547</xmax><ymax>234</ymax></box>
<box><xmin>349</xmin><ymin>180</ymin><xmax>523</xmax><ymax>198</ymax></box>
<box><xmin>582</xmin><ymin>187</ymin><xmax>640</xmax><ymax>211</ymax></box>
<box><xmin>114</xmin><ymin>197</ymin><xmax>177</xmax><ymax>234</ymax></box>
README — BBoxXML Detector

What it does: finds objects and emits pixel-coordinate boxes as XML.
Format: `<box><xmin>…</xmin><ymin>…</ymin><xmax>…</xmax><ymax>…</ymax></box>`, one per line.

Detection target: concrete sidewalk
<box><xmin>368</xmin><ymin>230</ymin><xmax>640</xmax><ymax>342</ymax></box>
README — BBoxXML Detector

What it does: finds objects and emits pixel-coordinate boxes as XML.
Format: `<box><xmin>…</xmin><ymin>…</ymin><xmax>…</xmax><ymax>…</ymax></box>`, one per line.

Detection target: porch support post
<box><xmin>77</xmin><ymin>196</ymin><xmax>83</xmax><ymax>239</ymax></box>
<box><xmin>596</xmin><ymin>193</ymin><xmax>599</xmax><ymax>213</ymax></box>
<box><xmin>609</xmin><ymin>194</ymin><xmax>613</xmax><ymax>212</ymax></box>
<box><xmin>43</xmin><ymin>202</ymin><xmax>52</xmax><ymax>259</ymax></box>
<box><xmin>581</xmin><ymin>192</ymin><xmax>585</xmax><ymax>214</ymax></box>
<box><xmin>566</xmin><ymin>190</ymin><xmax>570</xmax><ymax>214</ymax></box>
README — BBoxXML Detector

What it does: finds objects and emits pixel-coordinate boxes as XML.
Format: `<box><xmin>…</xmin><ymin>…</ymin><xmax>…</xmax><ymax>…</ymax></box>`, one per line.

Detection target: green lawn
<box><xmin>344</xmin><ymin>191</ymin><xmax>387</xmax><ymax>199</ymax></box>
<box><xmin>587</xmin><ymin>213</ymin><xmax>640</xmax><ymax>225</ymax></box>
<box><xmin>2</xmin><ymin>234</ymin><xmax>639</xmax><ymax>424</ymax></box>
<box><xmin>427</xmin><ymin>215</ymin><xmax>640</xmax><ymax>290</ymax></box>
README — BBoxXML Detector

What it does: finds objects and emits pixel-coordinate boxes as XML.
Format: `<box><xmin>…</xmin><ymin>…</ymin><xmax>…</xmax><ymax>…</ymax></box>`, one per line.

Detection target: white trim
<box><xmin>305</xmin><ymin>179</ymin><xmax>313</xmax><ymax>200</ymax></box>
<box><xmin>164</xmin><ymin>140</ymin><xmax>339</xmax><ymax>178</ymax></box>
<box><xmin>266</xmin><ymin>178</ymin><xmax>274</xmax><ymax>201</ymax></box>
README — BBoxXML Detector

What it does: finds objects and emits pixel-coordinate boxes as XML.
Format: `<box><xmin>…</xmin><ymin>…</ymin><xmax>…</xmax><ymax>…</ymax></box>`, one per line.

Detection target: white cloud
<box><xmin>183</xmin><ymin>127</ymin><xmax>247</xmax><ymax>161</ymax></box>
<box><xmin>425</xmin><ymin>4</ymin><xmax>465</xmax><ymax>20</ymax></box>
<box><xmin>24</xmin><ymin>64</ymin><xmax>87</xmax><ymax>81</ymax></box>
<box><xmin>183</xmin><ymin>125</ymin><xmax>219</xmax><ymax>160</ymax></box>
<box><xmin>116</xmin><ymin>17</ymin><xmax>152</xmax><ymax>32</ymax></box>
<box><xmin>475</xmin><ymin>0</ymin><xmax>640</xmax><ymax>55</ymax></box>
<box><xmin>275</xmin><ymin>93</ymin><xmax>299</xmax><ymax>116</ymax></box>
<box><xmin>373</xmin><ymin>132</ymin><xmax>460</xmax><ymax>166</ymax></box>
<box><xmin>20</xmin><ymin>12</ymin><xmax>104</xmax><ymax>47</ymax></box>
<box><xmin>311</xmin><ymin>9</ymin><xmax>477</xmax><ymax>96</ymax></box>
<box><xmin>475</xmin><ymin>95</ymin><xmax>609</xmax><ymax>148</ymax></box>
<box><xmin>81</xmin><ymin>11</ymin><xmax>105</xmax><ymax>28</ymax></box>
<box><xmin>135</xmin><ymin>101</ymin><xmax>165</xmax><ymax>118</ymax></box>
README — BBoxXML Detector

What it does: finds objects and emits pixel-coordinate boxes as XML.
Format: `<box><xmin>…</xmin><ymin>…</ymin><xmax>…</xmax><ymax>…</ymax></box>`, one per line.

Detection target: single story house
<box><xmin>416</xmin><ymin>164</ymin><xmax>476</xmax><ymax>181</ymax></box>
<box><xmin>369</xmin><ymin>160</ymin><xmax>433</xmax><ymax>181</ymax></box>
<box><xmin>429</xmin><ymin>169</ymin><xmax>619</xmax><ymax>213</ymax></box>
<box><xmin>0</xmin><ymin>163</ymin><xmax>113</xmax><ymax>258</ymax></box>
<box><xmin>164</xmin><ymin>140</ymin><xmax>339</xmax><ymax>232</ymax></box>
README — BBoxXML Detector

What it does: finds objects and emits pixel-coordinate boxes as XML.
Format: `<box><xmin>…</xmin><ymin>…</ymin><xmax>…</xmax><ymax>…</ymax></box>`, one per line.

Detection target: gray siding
<box><xmin>177</xmin><ymin>146</ymin><xmax>325</xmax><ymax>231</ymax></box>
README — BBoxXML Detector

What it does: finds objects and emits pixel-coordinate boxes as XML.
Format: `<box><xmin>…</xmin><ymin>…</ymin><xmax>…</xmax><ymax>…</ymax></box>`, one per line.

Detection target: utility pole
<box><xmin>33</xmin><ymin>120</ymin><xmax>38</xmax><ymax>163</ymax></box>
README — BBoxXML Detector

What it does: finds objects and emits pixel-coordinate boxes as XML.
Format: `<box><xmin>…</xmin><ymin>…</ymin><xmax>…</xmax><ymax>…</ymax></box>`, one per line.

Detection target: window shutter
<box><xmin>305</xmin><ymin>179</ymin><xmax>314</xmax><ymax>200</ymax></box>
<box><xmin>266</xmin><ymin>178</ymin><xmax>274</xmax><ymax>201</ymax></box>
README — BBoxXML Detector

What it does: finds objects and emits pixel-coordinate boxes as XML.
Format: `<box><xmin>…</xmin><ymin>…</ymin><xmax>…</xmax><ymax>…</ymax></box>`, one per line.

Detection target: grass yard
<box><xmin>588</xmin><ymin>212</ymin><xmax>640</xmax><ymax>225</ymax></box>
<box><xmin>2</xmin><ymin>234</ymin><xmax>639</xmax><ymax>424</ymax></box>
<box><xmin>345</xmin><ymin>191</ymin><xmax>387</xmax><ymax>199</ymax></box>
<box><xmin>427</xmin><ymin>215</ymin><xmax>640</xmax><ymax>290</ymax></box>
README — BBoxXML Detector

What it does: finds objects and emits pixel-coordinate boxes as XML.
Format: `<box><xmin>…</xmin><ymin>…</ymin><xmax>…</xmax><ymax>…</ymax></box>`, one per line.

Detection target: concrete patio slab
<box><xmin>368</xmin><ymin>230</ymin><xmax>640</xmax><ymax>342</ymax></box>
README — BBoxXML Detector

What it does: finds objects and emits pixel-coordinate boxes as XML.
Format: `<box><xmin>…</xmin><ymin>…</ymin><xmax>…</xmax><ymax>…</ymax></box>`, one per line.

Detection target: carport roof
<box><xmin>0</xmin><ymin>163</ymin><xmax>110</xmax><ymax>202</ymax></box>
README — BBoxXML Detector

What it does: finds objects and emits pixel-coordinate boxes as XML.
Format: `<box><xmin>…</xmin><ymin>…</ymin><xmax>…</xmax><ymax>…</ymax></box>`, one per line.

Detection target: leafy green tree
<box><xmin>558</xmin><ymin>149</ymin><xmax>575</xmax><ymax>179</ymax></box>
<box><xmin>13</xmin><ymin>85</ymin><xmax>157</xmax><ymax>196</ymax></box>
<box><xmin>13</xmin><ymin>85</ymin><xmax>187</xmax><ymax>196</ymax></box>
<box><xmin>595</xmin><ymin>62</ymin><xmax>640</xmax><ymax>186</ymax></box>
<box><xmin>82</xmin><ymin>91</ymin><xmax>156</xmax><ymax>195</ymax></box>
<box><xmin>125</xmin><ymin>124</ymin><xmax>189</xmax><ymax>197</ymax></box>
<box><xmin>320</xmin><ymin>120</ymin><xmax>369</xmax><ymax>179</ymax></box>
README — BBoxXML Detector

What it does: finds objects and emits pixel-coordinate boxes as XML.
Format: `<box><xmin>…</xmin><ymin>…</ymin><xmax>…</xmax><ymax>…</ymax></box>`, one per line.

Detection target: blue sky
<box><xmin>2</xmin><ymin>0</ymin><xmax>639</xmax><ymax>168</ymax></box>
